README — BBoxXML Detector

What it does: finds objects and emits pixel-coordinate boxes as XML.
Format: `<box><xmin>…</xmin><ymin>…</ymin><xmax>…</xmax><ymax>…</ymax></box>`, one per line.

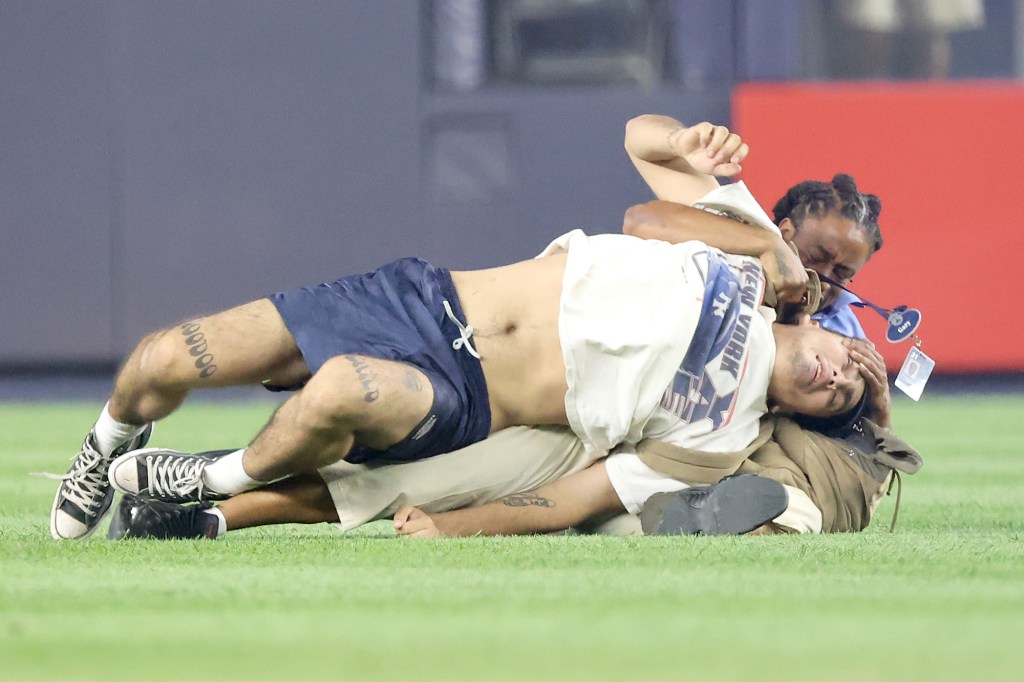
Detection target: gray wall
<box><xmin>0</xmin><ymin>1</ymin><xmax>730</xmax><ymax>366</ymax></box>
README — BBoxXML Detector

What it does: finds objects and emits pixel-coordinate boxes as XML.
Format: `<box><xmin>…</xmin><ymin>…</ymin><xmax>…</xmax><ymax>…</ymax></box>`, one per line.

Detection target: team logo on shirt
<box><xmin>660</xmin><ymin>252</ymin><xmax>762</xmax><ymax>429</ymax></box>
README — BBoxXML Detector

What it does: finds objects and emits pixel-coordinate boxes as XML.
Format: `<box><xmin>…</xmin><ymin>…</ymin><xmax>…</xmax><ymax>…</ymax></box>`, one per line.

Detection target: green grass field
<box><xmin>1</xmin><ymin>396</ymin><xmax>1022</xmax><ymax>681</ymax></box>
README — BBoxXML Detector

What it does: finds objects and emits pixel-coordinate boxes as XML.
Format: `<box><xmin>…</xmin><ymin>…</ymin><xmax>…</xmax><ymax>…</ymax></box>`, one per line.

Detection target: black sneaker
<box><xmin>48</xmin><ymin>424</ymin><xmax>154</xmax><ymax>540</ymax></box>
<box><xmin>640</xmin><ymin>475</ymin><xmax>789</xmax><ymax>536</ymax></box>
<box><xmin>107</xmin><ymin>448</ymin><xmax>235</xmax><ymax>503</ymax></box>
<box><xmin>107</xmin><ymin>495</ymin><xmax>220</xmax><ymax>540</ymax></box>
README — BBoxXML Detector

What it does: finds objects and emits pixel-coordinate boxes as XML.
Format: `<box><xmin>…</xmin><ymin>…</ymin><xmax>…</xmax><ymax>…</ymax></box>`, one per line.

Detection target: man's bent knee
<box><xmin>129</xmin><ymin>326</ymin><xmax>216</xmax><ymax>391</ymax></box>
<box><xmin>302</xmin><ymin>355</ymin><xmax>435</xmax><ymax>451</ymax></box>
<box><xmin>240</xmin><ymin>356</ymin><xmax>438</xmax><ymax>480</ymax></box>
<box><xmin>108</xmin><ymin>328</ymin><xmax>195</xmax><ymax>422</ymax></box>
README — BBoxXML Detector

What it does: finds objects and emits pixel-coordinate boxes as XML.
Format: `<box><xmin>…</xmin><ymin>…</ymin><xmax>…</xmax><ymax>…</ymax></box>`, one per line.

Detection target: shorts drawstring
<box><xmin>443</xmin><ymin>300</ymin><xmax>481</xmax><ymax>359</ymax></box>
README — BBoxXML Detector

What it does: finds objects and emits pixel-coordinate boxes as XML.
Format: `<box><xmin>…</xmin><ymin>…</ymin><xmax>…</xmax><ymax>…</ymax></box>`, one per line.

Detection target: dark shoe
<box><xmin>48</xmin><ymin>424</ymin><xmax>154</xmax><ymax>540</ymax></box>
<box><xmin>640</xmin><ymin>475</ymin><xmax>789</xmax><ymax>536</ymax></box>
<box><xmin>107</xmin><ymin>495</ymin><xmax>219</xmax><ymax>540</ymax></box>
<box><xmin>107</xmin><ymin>448</ymin><xmax>235</xmax><ymax>503</ymax></box>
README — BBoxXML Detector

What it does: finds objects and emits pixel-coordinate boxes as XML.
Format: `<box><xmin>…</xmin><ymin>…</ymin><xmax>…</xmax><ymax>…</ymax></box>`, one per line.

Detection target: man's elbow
<box><xmin>623</xmin><ymin>114</ymin><xmax>661</xmax><ymax>151</ymax></box>
<box><xmin>623</xmin><ymin>114</ymin><xmax>646</xmax><ymax>145</ymax></box>
<box><xmin>622</xmin><ymin>202</ymin><xmax>660</xmax><ymax>238</ymax></box>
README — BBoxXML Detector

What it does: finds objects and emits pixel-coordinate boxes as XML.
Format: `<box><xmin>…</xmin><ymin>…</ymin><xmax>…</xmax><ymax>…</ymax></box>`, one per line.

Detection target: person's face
<box><xmin>779</xmin><ymin>210</ymin><xmax>872</xmax><ymax>308</ymax></box>
<box><xmin>769</xmin><ymin>316</ymin><xmax>865</xmax><ymax>418</ymax></box>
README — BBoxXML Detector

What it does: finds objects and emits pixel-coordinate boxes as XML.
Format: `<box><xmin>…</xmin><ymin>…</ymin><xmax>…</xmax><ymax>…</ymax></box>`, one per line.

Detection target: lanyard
<box><xmin>818</xmin><ymin>274</ymin><xmax>922</xmax><ymax>345</ymax></box>
<box><xmin>818</xmin><ymin>275</ymin><xmax>933</xmax><ymax>401</ymax></box>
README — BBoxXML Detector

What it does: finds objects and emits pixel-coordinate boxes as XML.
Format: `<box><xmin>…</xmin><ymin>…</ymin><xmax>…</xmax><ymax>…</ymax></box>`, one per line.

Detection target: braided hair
<box><xmin>771</xmin><ymin>174</ymin><xmax>883</xmax><ymax>255</ymax></box>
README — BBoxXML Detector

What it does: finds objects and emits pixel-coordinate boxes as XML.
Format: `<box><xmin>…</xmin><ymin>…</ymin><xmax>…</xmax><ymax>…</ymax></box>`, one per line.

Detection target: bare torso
<box><xmin>450</xmin><ymin>253</ymin><xmax>568</xmax><ymax>432</ymax></box>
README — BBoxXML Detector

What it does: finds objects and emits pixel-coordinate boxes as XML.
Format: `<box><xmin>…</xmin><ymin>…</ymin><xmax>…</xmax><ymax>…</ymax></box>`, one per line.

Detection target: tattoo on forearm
<box><xmin>180</xmin><ymin>321</ymin><xmax>217</xmax><ymax>379</ymax></box>
<box><xmin>500</xmin><ymin>493</ymin><xmax>556</xmax><ymax>508</ymax></box>
<box><xmin>774</xmin><ymin>247</ymin><xmax>792</xmax><ymax>277</ymax></box>
<box><xmin>345</xmin><ymin>355</ymin><xmax>379</xmax><ymax>402</ymax></box>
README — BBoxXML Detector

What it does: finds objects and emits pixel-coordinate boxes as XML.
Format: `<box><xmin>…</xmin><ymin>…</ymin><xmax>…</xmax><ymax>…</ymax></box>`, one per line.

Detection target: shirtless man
<box><xmin>50</xmin><ymin>124</ymin><xmax>866</xmax><ymax>541</ymax></box>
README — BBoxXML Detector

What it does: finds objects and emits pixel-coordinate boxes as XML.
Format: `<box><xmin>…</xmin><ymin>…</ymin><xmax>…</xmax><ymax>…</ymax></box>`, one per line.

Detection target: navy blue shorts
<box><xmin>268</xmin><ymin>257</ymin><xmax>490</xmax><ymax>463</ymax></box>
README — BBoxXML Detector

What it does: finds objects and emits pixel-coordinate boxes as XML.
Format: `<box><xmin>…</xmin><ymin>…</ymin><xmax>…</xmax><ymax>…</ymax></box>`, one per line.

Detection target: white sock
<box><xmin>202</xmin><ymin>449</ymin><xmax>263</xmax><ymax>495</ymax></box>
<box><xmin>93</xmin><ymin>402</ymin><xmax>148</xmax><ymax>456</ymax></box>
<box><xmin>202</xmin><ymin>508</ymin><xmax>228</xmax><ymax>536</ymax></box>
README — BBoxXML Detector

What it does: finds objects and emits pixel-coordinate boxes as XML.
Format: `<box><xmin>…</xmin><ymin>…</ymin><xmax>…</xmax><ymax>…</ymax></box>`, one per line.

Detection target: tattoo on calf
<box><xmin>180</xmin><ymin>321</ymin><xmax>217</xmax><ymax>379</ymax></box>
<box><xmin>501</xmin><ymin>493</ymin><xmax>556</xmax><ymax>508</ymax></box>
<box><xmin>345</xmin><ymin>355</ymin><xmax>379</xmax><ymax>402</ymax></box>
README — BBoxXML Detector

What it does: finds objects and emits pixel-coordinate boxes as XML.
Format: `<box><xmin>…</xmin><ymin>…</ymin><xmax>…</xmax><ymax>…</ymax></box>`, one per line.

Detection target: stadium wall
<box><xmin>0</xmin><ymin>1</ymin><xmax>728</xmax><ymax>367</ymax></box>
<box><xmin>733</xmin><ymin>82</ymin><xmax>1024</xmax><ymax>373</ymax></box>
<box><xmin>5</xmin><ymin>4</ymin><xmax>1017</xmax><ymax>376</ymax></box>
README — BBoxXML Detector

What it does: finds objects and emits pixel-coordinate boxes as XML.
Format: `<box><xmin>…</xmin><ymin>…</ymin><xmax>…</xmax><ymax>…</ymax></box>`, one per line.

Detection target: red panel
<box><xmin>732</xmin><ymin>82</ymin><xmax>1024</xmax><ymax>372</ymax></box>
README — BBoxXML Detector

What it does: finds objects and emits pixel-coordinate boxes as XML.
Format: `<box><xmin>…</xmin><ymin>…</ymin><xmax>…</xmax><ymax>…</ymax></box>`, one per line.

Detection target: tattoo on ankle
<box><xmin>500</xmin><ymin>493</ymin><xmax>555</xmax><ymax>508</ymax></box>
<box><xmin>181</xmin><ymin>321</ymin><xmax>217</xmax><ymax>379</ymax></box>
<box><xmin>345</xmin><ymin>355</ymin><xmax>379</xmax><ymax>402</ymax></box>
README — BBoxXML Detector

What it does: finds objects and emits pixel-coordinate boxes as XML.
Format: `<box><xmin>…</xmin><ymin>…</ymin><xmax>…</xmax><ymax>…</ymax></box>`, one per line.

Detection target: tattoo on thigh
<box><xmin>345</xmin><ymin>355</ymin><xmax>379</xmax><ymax>402</ymax></box>
<box><xmin>501</xmin><ymin>493</ymin><xmax>556</xmax><ymax>508</ymax></box>
<box><xmin>180</xmin><ymin>321</ymin><xmax>217</xmax><ymax>379</ymax></box>
<box><xmin>403</xmin><ymin>370</ymin><xmax>423</xmax><ymax>392</ymax></box>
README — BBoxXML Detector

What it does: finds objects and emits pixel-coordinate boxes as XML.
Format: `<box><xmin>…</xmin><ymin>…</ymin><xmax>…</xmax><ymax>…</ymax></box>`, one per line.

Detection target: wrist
<box><xmin>666</xmin><ymin>126</ymin><xmax>685</xmax><ymax>157</ymax></box>
<box><xmin>431</xmin><ymin>513</ymin><xmax>457</xmax><ymax>537</ymax></box>
<box><xmin>755</xmin><ymin>231</ymin><xmax>785</xmax><ymax>258</ymax></box>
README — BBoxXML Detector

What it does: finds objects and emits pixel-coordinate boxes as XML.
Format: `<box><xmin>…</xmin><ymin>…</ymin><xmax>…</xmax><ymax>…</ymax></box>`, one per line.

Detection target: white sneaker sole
<box><xmin>50</xmin><ymin>424</ymin><xmax>155</xmax><ymax>540</ymax></box>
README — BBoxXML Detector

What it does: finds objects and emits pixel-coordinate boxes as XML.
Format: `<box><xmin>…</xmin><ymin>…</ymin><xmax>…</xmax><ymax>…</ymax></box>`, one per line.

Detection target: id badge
<box><xmin>895</xmin><ymin>346</ymin><xmax>935</xmax><ymax>401</ymax></box>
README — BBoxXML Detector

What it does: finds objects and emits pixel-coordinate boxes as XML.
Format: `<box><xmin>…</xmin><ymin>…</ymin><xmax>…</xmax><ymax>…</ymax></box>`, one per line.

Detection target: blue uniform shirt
<box><xmin>813</xmin><ymin>289</ymin><xmax>865</xmax><ymax>339</ymax></box>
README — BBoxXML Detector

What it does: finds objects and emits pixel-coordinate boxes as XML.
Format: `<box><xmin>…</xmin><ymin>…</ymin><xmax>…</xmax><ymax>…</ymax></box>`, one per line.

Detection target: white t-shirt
<box><xmin>692</xmin><ymin>180</ymin><xmax>781</xmax><ymax>232</ymax></box>
<box><xmin>537</xmin><ymin>181</ymin><xmax>778</xmax><ymax>454</ymax></box>
<box><xmin>538</xmin><ymin>231</ymin><xmax>723</xmax><ymax>450</ymax></box>
<box><xmin>542</xmin><ymin>182</ymin><xmax>822</xmax><ymax>533</ymax></box>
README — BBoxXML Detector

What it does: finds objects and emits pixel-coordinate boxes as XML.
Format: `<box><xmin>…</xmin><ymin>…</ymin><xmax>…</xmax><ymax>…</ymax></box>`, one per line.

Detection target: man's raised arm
<box><xmin>624</xmin><ymin>114</ymin><xmax>747</xmax><ymax>205</ymax></box>
<box><xmin>622</xmin><ymin>114</ymin><xmax>806</xmax><ymax>303</ymax></box>
<box><xmin>394</xmin><ymin>461</ymin><xmax>624</xmax><ymax>538</ymax></box>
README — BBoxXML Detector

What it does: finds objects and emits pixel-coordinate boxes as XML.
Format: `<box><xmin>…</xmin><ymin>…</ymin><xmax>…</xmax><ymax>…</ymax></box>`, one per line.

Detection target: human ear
<box><xmin>778</xmin><ymin>217</ymin><xmax>796</xmax><ymax>240</ymax></box>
